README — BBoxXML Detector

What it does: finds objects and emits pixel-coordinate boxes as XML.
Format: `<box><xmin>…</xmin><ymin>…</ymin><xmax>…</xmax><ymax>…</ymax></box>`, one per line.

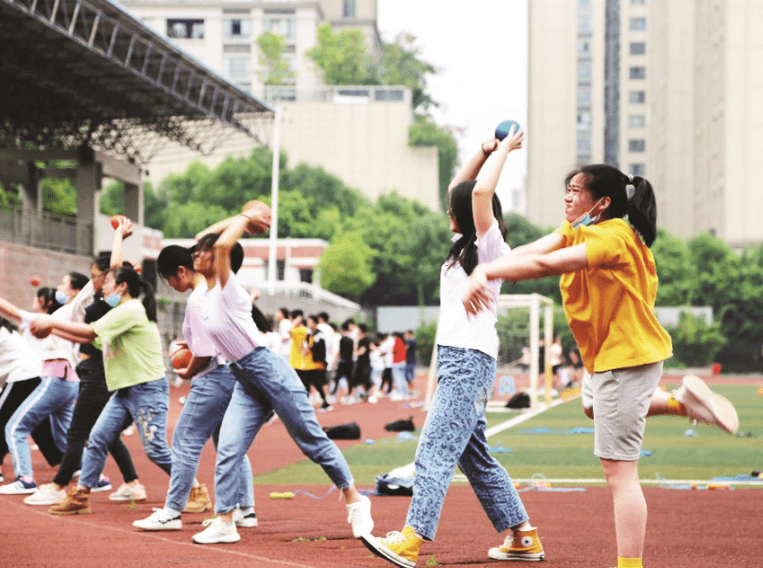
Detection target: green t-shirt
<box><xmin>91</xmin><ymin>299</ymin><xmax>165</xmax><ymax>391</ymax></box>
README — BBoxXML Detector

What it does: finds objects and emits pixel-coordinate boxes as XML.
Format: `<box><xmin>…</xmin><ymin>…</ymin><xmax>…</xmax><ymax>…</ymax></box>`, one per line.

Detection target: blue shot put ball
<box><xmin>495</xmin><ymin>120</ymin><xmax>522</xmax><ymax>141</ymax></box>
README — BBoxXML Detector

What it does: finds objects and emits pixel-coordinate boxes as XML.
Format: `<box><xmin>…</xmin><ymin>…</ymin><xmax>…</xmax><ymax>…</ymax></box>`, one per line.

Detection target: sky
<box><xmin>377</xmin><ymin>0</ymin><xmax>529</xmax><ymax>208</ymax></box>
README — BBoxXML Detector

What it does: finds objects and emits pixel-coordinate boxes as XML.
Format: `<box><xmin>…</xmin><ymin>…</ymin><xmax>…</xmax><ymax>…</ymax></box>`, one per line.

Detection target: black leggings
<box><xmin>53</xmin><ymin>359</ymin><xmax>138</xmax><ymax>487</ymax></box>
<box><xmin>0</xmin><ymin>378</ymin><xmax>63</xmax><ymax>467</ymax></box>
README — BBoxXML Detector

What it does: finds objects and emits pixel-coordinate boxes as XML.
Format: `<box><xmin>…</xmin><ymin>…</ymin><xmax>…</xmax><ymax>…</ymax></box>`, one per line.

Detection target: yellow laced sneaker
<box><xmin>361</xmin><ymin>525</ymin><xmax>423</xmax><ymax>568</ymax></box>
<box><xmin>488</xmin><ymin>527</ymin><xmax>545</xmax><ymax>561</ymax></box>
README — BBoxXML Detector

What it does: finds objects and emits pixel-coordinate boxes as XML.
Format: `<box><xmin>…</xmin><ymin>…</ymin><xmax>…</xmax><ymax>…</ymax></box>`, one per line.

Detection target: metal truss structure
<box><xmin>0</xmin><ymin>0</ymin><xmax>274</xmax><ymax>163</ymax></box>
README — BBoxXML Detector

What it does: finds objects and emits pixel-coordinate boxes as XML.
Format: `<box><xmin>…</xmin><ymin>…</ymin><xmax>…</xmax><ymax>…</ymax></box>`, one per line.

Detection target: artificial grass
<box><xmin>253</xmin><ymin>384</ymin><xmax>763</xmax><ymax>486</ymax></box>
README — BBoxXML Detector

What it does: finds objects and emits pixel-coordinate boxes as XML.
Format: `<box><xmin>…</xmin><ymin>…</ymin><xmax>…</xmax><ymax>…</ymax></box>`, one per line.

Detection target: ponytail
<box><xmin>626</xmin><ymin>176</ymin><xmax>657</xmax><ymax>247</ymax></box>
<box><xmin>113</xmin><ymin>266</ymin><xmax>157</xmax><ymax>322</ymax></box>
<box><xmin>578</xmin><ymin>164</ymin><xmax>658</xmax><ymax>247</ymax></box>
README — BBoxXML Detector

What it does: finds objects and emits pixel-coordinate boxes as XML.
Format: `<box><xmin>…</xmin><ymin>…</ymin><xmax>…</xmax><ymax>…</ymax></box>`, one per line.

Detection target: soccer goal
<box><xmin>424</xmin><ymin>293</ymin><xmax>555</xmax><ymax>410</ymax></box>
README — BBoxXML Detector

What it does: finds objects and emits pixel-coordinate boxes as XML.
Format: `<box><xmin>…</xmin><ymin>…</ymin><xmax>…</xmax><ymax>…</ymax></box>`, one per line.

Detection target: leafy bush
<box><xmin>416</xmin><ymin>321</ymin><xmax>438</xmax><ymax>365</ymax></box>
<box><xmin>665</xmin><ymin>312</ymin><xmax>726</xmax><ymax>367</ymax></box>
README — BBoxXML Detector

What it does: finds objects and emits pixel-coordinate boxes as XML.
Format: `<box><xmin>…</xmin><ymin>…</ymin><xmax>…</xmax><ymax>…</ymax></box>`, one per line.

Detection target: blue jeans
<box><xmin>5</xmin><ymin>376</ymin><xmax>77</xmax><ymax>478</ymax></box>
<box><xmin>405</xmin><ymin>361</ymin><xmax>416</xmax><ymax>384</ymax></box>
<box><xmin>165</xmin><ymin>364</ymin><xmax>253</xmax><ymax>512</ymax></box>
<box><xmin>80</xmin><ymin>378</ymin><xmax>172</xmax><ymax>488</ymax></box>
<box><xmin>392</xmin><ymin>363</ymin><xmax>409</xmax><ymax>395</ymax></box>
<box><xmin>215</xmin><ymin>347</ymin><xmax>353</xmax><ymax>514</ymax></box>
<box><xmin>406</xmin><ymin>346</ymin><xmax>528</xmax><ymax>540</ymax></box>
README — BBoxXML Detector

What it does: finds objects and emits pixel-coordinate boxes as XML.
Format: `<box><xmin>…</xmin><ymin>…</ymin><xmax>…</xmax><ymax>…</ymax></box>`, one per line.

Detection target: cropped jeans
<box><xmin>405</xmin><ymin>345</ymin><xmax>528</xmax><ymax>540</ymax></box>
<box><xmin>214</xmin><ymin>347</ymin><xmax>352</xmax><ymax>514</ymax></box>
<box><xmin>165</xmin><ymin>363</ymin><xmax>253</xmax><ymax>513</ymax></box>
<box><xmin>79</xmin><ymin>378</ymin><xmax>172</xmax><ymax>488</ymax></box>
<box><xmin>5</xmin><ymin>375</ymin><xmax>77</xmax><ymax>478</ymax></box>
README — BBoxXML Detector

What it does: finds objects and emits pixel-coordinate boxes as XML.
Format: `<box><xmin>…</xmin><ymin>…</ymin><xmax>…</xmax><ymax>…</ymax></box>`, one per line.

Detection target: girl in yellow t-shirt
<box><xmin>462</xmin><ymin>164</ymin><xmax>738</xmax><ymax>568</ymax></box>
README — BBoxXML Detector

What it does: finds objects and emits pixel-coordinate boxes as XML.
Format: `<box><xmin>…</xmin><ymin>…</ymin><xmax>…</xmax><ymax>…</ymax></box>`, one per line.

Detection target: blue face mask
<box><xmin>54</xmin><ymin>291</ymin><xmax>69</xmax><ymax>305</ymax></box>
<box><xmin>572</xmin><ymin>199</ymin><xmax>604</xmax><ymax>229</ymax></box>
<box><xmin>105</xmin><ymin>292</ymin><xmax>122</xmax><ymax>308</ymax></box>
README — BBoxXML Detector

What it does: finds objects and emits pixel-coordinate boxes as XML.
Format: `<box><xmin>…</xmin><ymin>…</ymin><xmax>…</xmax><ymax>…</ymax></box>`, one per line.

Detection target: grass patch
<box><xmin>253</xmin><ymin>384</ymin><xmax>763</xmax><ymax>486</ymax></box>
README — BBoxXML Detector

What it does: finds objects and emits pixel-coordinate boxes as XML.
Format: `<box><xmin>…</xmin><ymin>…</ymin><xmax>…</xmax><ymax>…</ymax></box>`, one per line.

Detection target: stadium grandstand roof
<box><xmin>0</xmin><ymin>0</ymin><xmax>274</xmax><ymax>163</ymax></box>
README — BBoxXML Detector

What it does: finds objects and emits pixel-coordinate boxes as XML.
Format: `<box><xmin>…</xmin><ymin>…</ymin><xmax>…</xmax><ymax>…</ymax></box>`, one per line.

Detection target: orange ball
<box><xmin>110</xmin><ymin>214</ymin><xmax>125</xmax><ymax>229</ymax></box>
<box><xmin>171</xmin><ymin>347</ymin><xmax>192</xmax><ymax>370</ymax></box>
<box><xmin>29</xmin><ymin>274</ymin><xmax>41</xmax><ymax>286</ymax></box>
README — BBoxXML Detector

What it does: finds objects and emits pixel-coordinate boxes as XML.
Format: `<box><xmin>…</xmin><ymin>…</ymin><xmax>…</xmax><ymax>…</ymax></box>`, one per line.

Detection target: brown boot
<box><xmin>184</xmin><ymin>483</ymin><xmax>212</xmax><ymax>513</ymax></box>
<box><xmin>48</xmin><ymin>486</ymin><xmax>91</xmax><ymax>515</ymax></box>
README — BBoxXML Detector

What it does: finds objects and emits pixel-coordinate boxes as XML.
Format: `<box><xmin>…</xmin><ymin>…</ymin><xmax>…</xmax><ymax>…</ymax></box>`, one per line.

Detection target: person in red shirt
<box><xmin>390</xmin><ymin>333</ymin><xmax>409</xmax><ymax>400</ymax></box>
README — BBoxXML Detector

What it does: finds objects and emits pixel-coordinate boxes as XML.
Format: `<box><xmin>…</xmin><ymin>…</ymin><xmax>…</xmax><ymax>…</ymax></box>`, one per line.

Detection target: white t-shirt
<box><xmin>0</xmin><ymin>327</ymin><xmax>42</xmax><ymax>386</ymax></box>
<box><xmin>436</xmin><ymin>220</ymin><xmax>510</xmax><ymax>360</ymax></box>
<box><xmin>203</xmin><ymin>272</ymin><xmax>263</xmax><ymax>362</ymax></box>
<box><xmin>183</xmin><ymin>281</ymin><xmax>218</xmax><ymax>360</ymax></box>
<box><xmin>379</xmin><ymin>336</ymin><xmax>395</xmax><ymax>368</ymax></box>
<box><xmin>19</xmin><ymin>303</ymin><xmax>80</xmax><ymax>367</ymax></box>
<box><xmin>278</xmin><ymin>318</ymin><xmax>293</xmax><ymax>357</ymax></box>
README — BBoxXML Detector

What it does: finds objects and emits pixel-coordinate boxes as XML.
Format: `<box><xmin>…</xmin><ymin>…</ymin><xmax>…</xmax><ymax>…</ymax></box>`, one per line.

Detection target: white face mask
<box><xmin>572</xmin><ymin>198</ymin><xmax>604</xmax><ymax>229</ymax></box>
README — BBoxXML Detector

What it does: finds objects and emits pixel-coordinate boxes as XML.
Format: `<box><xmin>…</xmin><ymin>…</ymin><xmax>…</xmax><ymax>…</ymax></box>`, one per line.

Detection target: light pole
<box><xmin>267</xmin><ymin>106</ymin><xmax>280</xmax><ymax>295</ymax></box>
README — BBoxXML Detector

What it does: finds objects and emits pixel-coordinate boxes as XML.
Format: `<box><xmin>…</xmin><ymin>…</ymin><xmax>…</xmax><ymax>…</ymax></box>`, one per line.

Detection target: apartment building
<box><xmin>527</xmin><ymin>0</ymin><xmax>763</xmax><ymax>246</ymax></box>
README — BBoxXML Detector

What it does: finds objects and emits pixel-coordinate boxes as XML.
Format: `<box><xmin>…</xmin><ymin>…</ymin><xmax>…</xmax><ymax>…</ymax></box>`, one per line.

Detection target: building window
<box><xmin>629</xmin><ymin>163</ymin><xmax>646</xmax><ymax>176</ymax></box>
<box><xmin>629</xmin><ymin>90</ymin><xmax>646</xmax><ymax>103</ymax></box>
<box><xmin>277</xmin><ymin>260</ymin><xmax>285</xmax><ymax>281</ymax></box>
<box><xmin>629</xmin><ymin>139</ymin><xmax>646</xmax><ymax>152</ymax></box>
<box><xmin>578</xmin><ymin>61</ymin><xmax>592</xmax><ymax>82</ymax></box>
<box><xmin>577</xmin><ymin>137</ymin><xmax>592</xmax><ymax>153</ymax></box>
<box><xmin>631</xmin><ymin>0</ymin><xmax>646</xmax><ymax>5</ymax></box>
<box><xmin>264</xmin><ymin>17</ymin><xmax>295</xmax><ymax>41</ymax></box>
<box><xmin>578</xmin><ymin>40</ymin><xmax>591</xmax><ymax>55</ymax></box>
<box><xmin>629</xmin><ymin>17</ymin><xmax>646</xmax><ymax>31</ymax></box>
<box><xmin>167</xmin><ymin>19</ymin><xmax>204</xmax><ymax>39</ymax></box>
<box><xmin>628</xmin><ymin>114</ymin><xmax>646</xmax><ymax>128</ymax></box>
<box><xmin>224</xmin><ymin>18</ymin><xmax>251</xmax><ymax>40</ymax></box>
<box><xmin>343</xmin><ymin>0</ymin><xmax>356</xmax><ymax>18</ymax></box>
<box><xmin>299</xmin><ymin>269</ymin><xmax>313</xmax><ymax>284</ymax></box>
<box><xmin>630</xmin><ymin>42</ymin><xmax>646</xmax><ymax>55</ymax></box>
<box><xmin>577</xmin><ymin>85</ymin><xmax>592</xmax><ymax>105</ymax></box>
<box><xmin>225</xmin><ymin>57</ymin><xmax>250</xmax><ymax>81</ymax></box>
<box><xmin>577</xmin><ymin>111</ymin><xmax>592</xmax><ymax>130</ymax></box>
<box><xmin>629</xmin><ymin>66</ymin><xmax>646</xmax><ymax>79</ymax></box>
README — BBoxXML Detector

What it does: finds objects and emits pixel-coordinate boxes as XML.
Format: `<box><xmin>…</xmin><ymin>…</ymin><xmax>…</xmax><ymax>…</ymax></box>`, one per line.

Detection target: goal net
<box><xmin>424</xmin><ymin>293</ymin><xmax>555</xmax><ymax>410</ymax></box>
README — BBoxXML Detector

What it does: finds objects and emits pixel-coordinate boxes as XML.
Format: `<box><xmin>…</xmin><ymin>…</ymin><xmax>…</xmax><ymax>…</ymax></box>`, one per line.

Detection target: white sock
<box><xmin>163</xmin><ymin>506</ymin><xmax>181</xmax><ymax>518</ymax></box>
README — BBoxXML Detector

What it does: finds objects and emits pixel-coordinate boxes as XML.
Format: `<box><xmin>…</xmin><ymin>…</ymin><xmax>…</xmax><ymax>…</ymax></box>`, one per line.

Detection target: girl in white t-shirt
<box><xmin>362</xmin><ymin>128</ymin><xmax>544</xmax><ymax>567</ymax></box>
<box><xmin>187</xmin><ymin>204</ymin><xmax>374</xmax><ymax>547</ymax></box>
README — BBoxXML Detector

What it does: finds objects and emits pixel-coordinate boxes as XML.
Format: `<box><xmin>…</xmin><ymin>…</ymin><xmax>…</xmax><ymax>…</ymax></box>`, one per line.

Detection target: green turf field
<box><xmin>253</xmin><ymin>383</ymin><xmax>763</xmax><ymax>486</ymax></box>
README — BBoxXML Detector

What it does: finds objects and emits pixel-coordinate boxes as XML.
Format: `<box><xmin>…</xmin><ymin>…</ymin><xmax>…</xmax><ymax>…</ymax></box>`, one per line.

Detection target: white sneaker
<box><xmin>346</xmin><ymin>495</ymin><xmax>374</xmax><ymax>538</ymax></box>
<box><xmin>673</xmin><ymin>375</ymin><xmax>739</xmax><ymax>435</ymax></box>
<box><xmin>24</xmin><ymin>483</ymin><xmax>66</xmax><ymax>506</ymax></box>
<box><xmin>0</xmin><ymin>478</ymin><xmax>37</xmax><ymax>494</ymax></box>
<box><xmin>133</xmin><ymin>508</ymin><xmax>182</xmax><ymax>531</ymax></box>
<box><xmin>232</xmin><ymin>508</ymin><xmax>259</xmax><ymax>528</ymax></box>
<box><xmin>109</xmin><ymin>482</ymin><xmax>147</xmax><ymax>502</ymax></box>
<box><xmin>192</xmin><ymin>517</ymin><xmax>240</xmax><ymax>544</ymax></box>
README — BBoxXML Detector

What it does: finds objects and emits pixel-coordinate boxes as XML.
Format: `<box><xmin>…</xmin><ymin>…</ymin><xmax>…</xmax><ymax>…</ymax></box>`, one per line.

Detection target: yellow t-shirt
<box><xmin>557</xmin><ymin>218</ymin><xmax>672</xmax><ymax>374</ymax></box>
<box><xmin>289</xmin><ymin>325</ymin><xmax>308</xmax><ymax>370</ymax></box>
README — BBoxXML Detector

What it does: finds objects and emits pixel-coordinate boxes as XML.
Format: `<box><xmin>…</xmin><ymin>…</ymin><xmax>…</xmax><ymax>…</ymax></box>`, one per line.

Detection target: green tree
<box><xmin>379</xmin><ymin>33</ymin><xmax>437</xmax><ymax>113</ymax></box>
<box><xmin>408</xmin><ymin>115</ymin><xmax>458</xmax><ymax>209</ymax></box>
<box><xmin>665</xmin><ymin>312</ymin><xmax>726</xmax><ymax>367</ymax></box>
<box><xmin>256</xmin><ymin>32</ymin><xmax>296</xmax><ymax>85</ymax></box>
<box><xmin>41</xmin><ymin>178</ymin><xmax>77</xmax><ymax>216</ymax></box>
<box><xmin>651</xmin><ymin>227</ymin><xmax>695</xmax><ymax>306</ymax></box>
<box><xmin>0</xmin><ymin>182</ymin><xmax>21</xmax><ymax>208</ymax></box>
<box><xmin>305</xmin><ymin>23</ymin><xmax>378</xmax><ymax>85</ymax></box>
<box><xmin>318</xmin><ymin>232</ymin><xmax>376</xmax><ymax>298</ymax></box>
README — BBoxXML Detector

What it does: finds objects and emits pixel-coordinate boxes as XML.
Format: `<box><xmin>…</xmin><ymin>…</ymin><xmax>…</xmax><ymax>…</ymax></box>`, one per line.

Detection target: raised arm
<box><xmin>110</xmin><ymin>216</ymin><xmax>133</xmax><ymax>269</ymax></box>
<box><xmin>211</xmin><ymin>201</ymin><xmax>271</xmax><ymax>288</ymax></box>
<box><xmin>472</xmin><ymin>128</ymin><xmax>524</xmax><ymax>239</ymax></box>
<box><xmin>509</xmin><ymin>232</ymin><xmax>566</xmax><ymax>257</ymax></box>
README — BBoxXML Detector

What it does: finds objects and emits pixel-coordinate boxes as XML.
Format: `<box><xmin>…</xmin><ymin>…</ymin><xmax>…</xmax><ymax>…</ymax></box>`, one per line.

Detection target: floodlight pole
<box><xmin>267</xmin><ymin>106</ymin><xmax>281</xmax><ymax>295</ymax></box>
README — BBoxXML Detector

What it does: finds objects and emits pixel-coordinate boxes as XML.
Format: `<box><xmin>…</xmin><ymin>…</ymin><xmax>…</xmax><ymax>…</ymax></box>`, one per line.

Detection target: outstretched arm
<box><xmin>30</xmin><ymin>316</ymin><xmax>96</xmax><ymax>343</ymax></box>
<box><xmin>463</xmin><ymin>243</ymin><xmax>589</xmax><ymax>314</ymax></box>
<box><xmin>0</xmin><ymin>296</ymin><xmax>23</xmax><ymax>325</ymax></box>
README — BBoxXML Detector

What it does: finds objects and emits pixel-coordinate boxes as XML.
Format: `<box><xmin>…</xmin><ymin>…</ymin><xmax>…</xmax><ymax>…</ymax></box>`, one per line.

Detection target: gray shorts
<box><xmin>591</xmin><ymin>362</ymin><xmax>662</xmax><ymax>461</ymax></box>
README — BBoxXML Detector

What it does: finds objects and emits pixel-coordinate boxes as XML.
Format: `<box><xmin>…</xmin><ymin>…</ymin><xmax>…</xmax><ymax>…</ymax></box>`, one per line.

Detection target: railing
<box><xmin>0</xmin><ymin>206</ymin><xmax>93</xmax><ymax>255</ymax></box>
<box><xmin>256</xmin><ymin>281</ymin><xmax>360</xmax><ymax>310</ymax></box>
<box><xmin>261</xmin><ymin>85</ymin><xmax>408</xmax><ymax>105</ymax></box>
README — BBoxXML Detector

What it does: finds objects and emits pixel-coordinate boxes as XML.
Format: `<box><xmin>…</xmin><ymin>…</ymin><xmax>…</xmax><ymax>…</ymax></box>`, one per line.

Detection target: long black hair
<box><xmin>575</xmin><ymin>164</ymin><xmax>657</xmax><ymax>247</ymax></box>
<box><xmin>0</xmin><ymin>316</ymin><xmax>17</xmax><ymax>333</ymax></box>
<box><xmin>112</xmin><ymin>266</ymin><xmax>157</xmax><ymax>322</ymax></box>
<box><xmin>194</xmin><ymin>233</ymin><xmax>245</xmax><ymax>274</ymax></box>
<box><xmin>157</xmin><ymin>245</ymin><xmax>194</xmax><ymax>280</ymax></box>
<box><xmin>445</xmin><ymin>180</ymin><xmax>508</xmax><ymax>275</ymax></box>
<box><xmin>37</xmin><ymin>287</ymin><xmax>61</xmax><ymax>314</ymax></box>
<box><xmin>68</xmin><ymin>271</ymin><xmax>89</xmax><ymax>292</ymax></box>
